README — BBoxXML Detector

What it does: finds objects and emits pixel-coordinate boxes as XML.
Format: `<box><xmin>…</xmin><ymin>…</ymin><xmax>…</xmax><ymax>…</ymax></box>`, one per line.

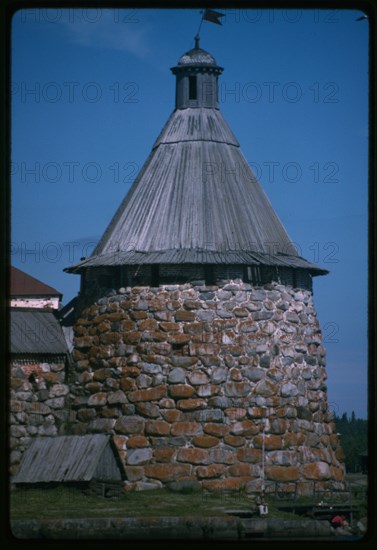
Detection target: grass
<box><xmin>10</xmin><ymin>474</ymin><xmax>367</xmax><ymax>522</ymax></box>
<box><xmin>10</xmin><ymin>486</ymin><xmax>301</xmax><ymax>521</ymax></box>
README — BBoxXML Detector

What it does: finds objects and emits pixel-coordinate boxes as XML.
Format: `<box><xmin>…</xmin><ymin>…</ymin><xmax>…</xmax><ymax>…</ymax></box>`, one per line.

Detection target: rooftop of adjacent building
<box><xmin>9</xmin><ymin>307</ymin><xmax>69</xmax><ymax>355</ymax></box>
<box><xmin>10</xmin><ymin>266</ymin><xmax>62</xmax><ymax>298</ymax></box>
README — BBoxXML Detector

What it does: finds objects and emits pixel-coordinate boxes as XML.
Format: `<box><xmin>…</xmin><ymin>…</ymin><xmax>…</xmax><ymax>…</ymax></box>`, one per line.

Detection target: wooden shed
<box><xmin>12</xmin><ymin>435</ymin><xmax>126</xmax><ymax>497</ymax></box>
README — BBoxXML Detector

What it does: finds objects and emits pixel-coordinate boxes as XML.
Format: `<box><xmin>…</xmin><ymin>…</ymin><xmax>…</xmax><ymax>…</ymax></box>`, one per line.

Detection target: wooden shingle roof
<box><xmin>13</xmin><ymin>435</ymin><xmax>125</xmax><ymax>483</ymax></box>
<box><xmin>65</xmin><ymin>45</ymin><xmax>327</xmax><ymax>276</ymax></box>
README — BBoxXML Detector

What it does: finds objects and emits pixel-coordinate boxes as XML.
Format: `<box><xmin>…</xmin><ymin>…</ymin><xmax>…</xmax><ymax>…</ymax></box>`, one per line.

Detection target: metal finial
<box><xmin>194</xmin><ymin>34</ymin><xmax>200</xmax><ymax>49</ymax></box>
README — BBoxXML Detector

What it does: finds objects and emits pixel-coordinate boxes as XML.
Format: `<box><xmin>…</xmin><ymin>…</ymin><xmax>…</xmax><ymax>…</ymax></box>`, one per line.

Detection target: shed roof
<box><xmin>13</xmin><ymin>435</ymin><xmax>125</xmax><ymax>483</ymax></box>
<box><xmin>10</xmin><ymin>308</ymin><xmax>69</xmax><ymax>355</ymax></box>
<box><xmin>10</xmin><ymin>266</ymin><xmax>62</xmax><ymax>297</ymax></box>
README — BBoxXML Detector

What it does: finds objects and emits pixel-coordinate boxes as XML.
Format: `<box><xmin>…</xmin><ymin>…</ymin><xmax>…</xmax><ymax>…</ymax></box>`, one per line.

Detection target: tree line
<box><xmin>334</xmin><ymin>412</ymin><xmax>368</xmax><ymax>473</ymax></box>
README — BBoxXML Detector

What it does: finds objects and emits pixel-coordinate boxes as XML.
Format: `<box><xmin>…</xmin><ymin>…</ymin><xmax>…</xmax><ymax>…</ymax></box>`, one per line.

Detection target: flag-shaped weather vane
<box><xmin>195</xmin><ymin>8</ymin><xmax>225</xmax><ymax>47</ymax></box>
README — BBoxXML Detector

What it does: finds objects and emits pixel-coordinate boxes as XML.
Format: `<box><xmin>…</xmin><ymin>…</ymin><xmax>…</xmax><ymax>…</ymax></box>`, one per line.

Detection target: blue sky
<box><xmin>11</xmin><ymin>7</ymin><xmax>369</xmax><ymax>418</ymax></box>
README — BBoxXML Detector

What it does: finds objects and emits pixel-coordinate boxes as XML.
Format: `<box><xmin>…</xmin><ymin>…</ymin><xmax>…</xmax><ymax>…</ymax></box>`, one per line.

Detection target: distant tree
<box><xmin>334</xmin><ymin>413</ymin><xmax>367</xmax><ymax>473</ymax></box>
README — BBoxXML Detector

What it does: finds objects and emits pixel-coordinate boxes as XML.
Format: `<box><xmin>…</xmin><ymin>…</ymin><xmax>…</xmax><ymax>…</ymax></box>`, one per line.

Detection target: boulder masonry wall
<box><xmin>9</xmin><ymin>357</ymin><xmax>71</xmax><ymax>476</ymax></box>
<box><xmin>69</xmin><ymin>279</ymin><xmax>345</xmax><ymax>494</ymax></box>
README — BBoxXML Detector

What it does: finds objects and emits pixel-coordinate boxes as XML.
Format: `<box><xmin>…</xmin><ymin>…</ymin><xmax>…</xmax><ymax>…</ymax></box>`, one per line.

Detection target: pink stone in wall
<box><xmin>144</xmin><ymin>464</ymin><xmax>192</xmax><ymax>482</ymax></box>
<box><xmin>114</xmin><ymin>416</ymin><xmax>144</xmax><ymax>434</ymax></box>
<box><xmin>126</xmin><ymin>436</ymin><xmax>150</xmax><ymax>448</ymax></box>
<box><xmin>145</xmin><ymin>420</ymin><xmax>171</xmax><ymax>436</ymax></box>
<box><xmin>177</xmin><ymin>399</ymin><xmax>207</xmax><ymax>411</ymax></box>
<box><xmin>177</xmin><ymin>448</ymin><xmax>210</xmax><ymax>464</ymax></box>
<box><xmin>170</xmin><ymin>422</ymin><xmax>202</xmax><ymax>436</ymax></box>
<box><xmin>192</xmin><ymin>435</ymin><xmax>220</xmax><ymax>448</ymax></box>
<box><xmin>203</xmin><ymin>423</ymin><xmax>229</xmax><ymax>437</ymax></box>
<box><xmin>128</xmin><ymin>386</ymin><xmax>167</xmax><ymax>402</ymax></box>
<box><xmin>230</xmin><ymin>420</ymin><xmax>259</xmax><ymax>436</ymax></box>
<box><xmin>168</xmin><ymin>385</ymin><xmax>195</xmax><ymax>398</ymax></box>
<box><xmin>196</xmin><ymin>464</ymin><xmax>226</xmax><ymax>479</ymax></box>
<box><xmin>265</xmin><ymin>466</ymin><xmax>300</xmax><ymax>482</ymax></box>
<box><xmin>303</xmin><ymin>461</ymin><xmax>332</xmax><ymax>480</ymax></box>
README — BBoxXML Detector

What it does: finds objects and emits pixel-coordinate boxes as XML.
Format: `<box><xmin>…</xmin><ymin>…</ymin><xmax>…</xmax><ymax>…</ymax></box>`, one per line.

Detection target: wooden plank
<box><xmin>94</xmin><ymin>444</ymin><xmax>122</xmax><ymax>481</ymax></box>
<box><xmin>13</xmin><ymin>435</ymin><xmax>115</xmax><ymax>484</ymax></box>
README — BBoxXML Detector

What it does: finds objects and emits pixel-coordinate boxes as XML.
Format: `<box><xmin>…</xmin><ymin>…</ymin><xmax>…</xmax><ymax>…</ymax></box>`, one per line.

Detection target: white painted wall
<box><xmin>10</xmin><ymin>297</ymin><xmax>60</xmax><ymax>310</ymax></box>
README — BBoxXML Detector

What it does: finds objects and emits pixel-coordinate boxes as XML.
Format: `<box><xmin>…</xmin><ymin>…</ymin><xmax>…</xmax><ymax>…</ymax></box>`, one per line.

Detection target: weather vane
<box><xmin>195</xmin><ymin>8</ymin><xmax>224</xmax><ymax>48</ymax></box>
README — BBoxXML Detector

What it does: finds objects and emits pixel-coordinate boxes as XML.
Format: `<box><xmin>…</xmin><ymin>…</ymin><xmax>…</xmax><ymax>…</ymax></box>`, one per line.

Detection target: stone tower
<box><xmin>65</xmin><ymin>40</ymin><xmax>345</xmax><ymax>494</ymax></box>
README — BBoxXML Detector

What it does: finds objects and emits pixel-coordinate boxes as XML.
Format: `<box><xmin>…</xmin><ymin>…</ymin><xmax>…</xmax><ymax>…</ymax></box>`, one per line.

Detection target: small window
<box><xmin>120</xmin><ymin>265</ymin><xmax>129</xmax><ymax>287</ymax></box>
<box><xmin>151</xmin><ymin>265</ymin><xmax>159</xmax><ymax>287</ymax></box>
<box><xmin>204</xmin><ymin>265</ymin><xmax>215</xmax><ymax>285</ymax></box>
<box><xmin>189</xmin><ymin>76</ymin><xmax>197</xmax><ymax>100</ymax></box>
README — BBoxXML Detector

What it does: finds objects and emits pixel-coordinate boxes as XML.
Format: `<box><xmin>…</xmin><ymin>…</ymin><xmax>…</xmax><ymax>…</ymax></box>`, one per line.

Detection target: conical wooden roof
<box><xmin>66</xmin><ymin>45</ymin><xmax>326</xmax><ymax>276</ymax></box>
